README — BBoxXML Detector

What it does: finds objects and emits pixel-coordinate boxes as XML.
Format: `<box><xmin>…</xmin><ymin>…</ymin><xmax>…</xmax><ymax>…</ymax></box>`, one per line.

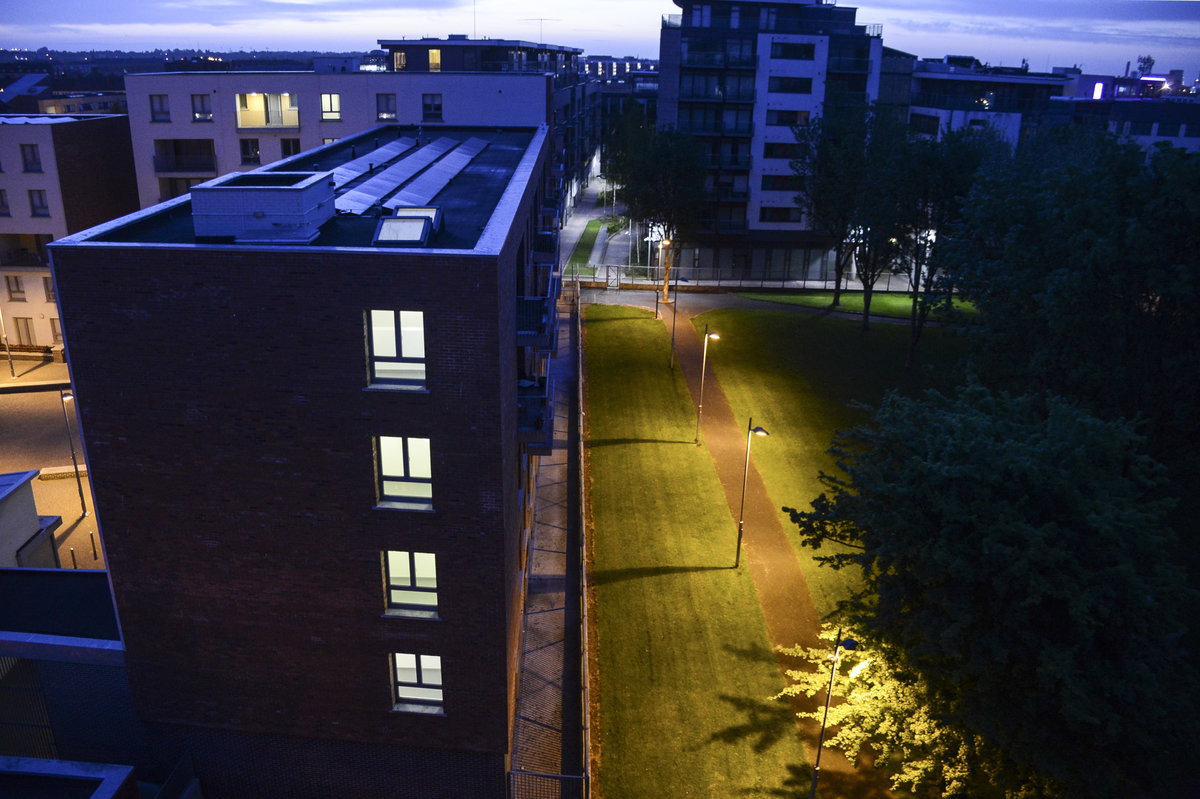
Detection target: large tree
<box><xmin>610</xmin><ymin>125</ymin><xmax>706</xmax><ymax>301</ymax></box>
<box><xmin>785</xmin><ymin>385</ymin><xmax>1198</xmax><ymax>797</ymax></box>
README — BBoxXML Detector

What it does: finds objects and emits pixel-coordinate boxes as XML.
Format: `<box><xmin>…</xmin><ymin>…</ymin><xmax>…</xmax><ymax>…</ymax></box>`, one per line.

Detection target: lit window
<box><xmin>321</xmin><ymin>93</ymin><xmax>341</xmax><ymax>121</ymax></box>
<box><xmin>376</xmin><ymin>93</ymin><xmax>397</xmax><ymax>121</ymax></box>
<box><xmin>235</xmin><ymin>93</ymin><xmax>298</xmax><ymax>128</ymax></box>
<box><xmin>392</xmin><ymin>653</ymin><xmax>443</xmax><ymax>714</ymax></box>
<box><xmin>422</xmin><ymin>94</ymin><xmax>442</xmax><ymax>122</ymax></box>
<box><xmin>29</xmin><ymin>190</ymin><xmax>49</xmax><ymax>217</ymax></box>
<box><xmin>367</xmin><ymin>310</ymin><xmax>426</xmax><ymax>390</ymax></box>
<box><xmin>383</xmin><ymin>551</ymin><xmax>438</xmax><ymax>618</ymax></box>
<box><xmin>376</xmin><ymin>436</ymin><xmax>433</xmax><ymax>510</ymax></box>
<box><xmin>191</xmin><ymin>93</ymin><xmax>213</xmax><ymax>122</ymax></box>
<box><xmin>20</xmin><ymin>144</ymin><xmax>41</xmax><ymax>172</ymax></box>
<box><xmin>150</xmin><ymin>94</ymin><xmax>170</xmax><ymax>122</ymax></box>
<box><xmin>428</xmin><ymin>49</ymin><xmax>441</xmax><ymax>72</ymax></box>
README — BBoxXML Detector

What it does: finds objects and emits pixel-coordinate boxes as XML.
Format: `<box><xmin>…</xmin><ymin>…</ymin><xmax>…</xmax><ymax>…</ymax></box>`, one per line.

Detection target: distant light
<box><xmin>1092</xmin><ymin>81</ymin><xmax>1104</xmax><ymax>100</ymax></box>
<box><xmin>848</xmin><ymin>659</ymin><xmax>871</xmax><ymax>680</ymax></box>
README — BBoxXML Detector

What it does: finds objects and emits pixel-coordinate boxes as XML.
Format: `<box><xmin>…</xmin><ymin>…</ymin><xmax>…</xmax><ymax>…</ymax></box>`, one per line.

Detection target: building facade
<box><xmin>657</xmin><ymin>0</ymin><xmax>882</xmax><ymax>280</ymax></box>
<box><xmin>49</xmin><ymin>122</ymin><xmax>561</xmax><ymax>797</ymax></box>
<box><xmin>0</xmin><ymin>114</ymin><xmax>137</xmax><ymax>357</ymax></box>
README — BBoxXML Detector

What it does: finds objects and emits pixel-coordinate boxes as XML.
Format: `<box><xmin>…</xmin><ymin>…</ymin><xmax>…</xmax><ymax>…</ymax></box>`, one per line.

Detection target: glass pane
<box><xmin>379</xmin><ymin>436</ymin><xmax>406</xmax><ymax>477</ymax></box>
<box><xmin>374</xmin><ymin>362</ymin><xmax>425</xmax><ymax>384</ymax></box>
<box><xmin>383</xmin><ymin>480</ymin><xmax>432</xmax><ymax>499</ymax></box>
<box><xmin>397</xmin><ymin>685</ymin><xmax>443</xmax><ymax>701</ymax></box>
<box><xmin>387</xmin><ymin>550</ymin><xmax>410</xmax><ymax>587</ymax></box>
<box><xmin>399</xmin><ymin>311</ymin><xmax>425</xmax><ymax>358</ymax></box>
<box><xmin>408</xmin><ymin>438</ymin><xmax>431</xmax><ymax>479</ymax></box>
<box><xmin>413</xmin><ymin>552</ymin><xmax>437</xmax><ymax>588</ymax></box>
<box><xmin>420</xmin><ymin>655</ymin><xmax>442</xmax><ymax>686</ymax></box>
<box><xmin>395</xmin><ymin>652</ymin><xmax>417</xmax><ymax>683</ymax></box>
<box><xmin>371</xmin><ymin>310</ymin><xmax>397</xmax><ymax>358</ymax></box>
<box><xmin>392</xmin><ymin>589</ymin><xmax>437</xmax><ymax>607</ymax></box>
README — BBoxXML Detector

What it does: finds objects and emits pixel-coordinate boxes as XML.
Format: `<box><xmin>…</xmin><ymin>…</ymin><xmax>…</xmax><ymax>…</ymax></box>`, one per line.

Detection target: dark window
<box><xmin>28</xmin><ymin>190</ymin><xmax>49</xmax><ymax>217</ymax></box>
<box><xmin>281</xmin><ymin>138</ymin><xmax>302</xmax><ymax>157</ymax></box>
<box><xmin>422</xmin><ymin>94</ymin><xmax>443</xmax><ymax>122</ymax></box>
<box><xmin>191</xmin><ymin>94</ymin><xmax>212</xmax><ymax>122</ymax></box>
<box><xmin>1128</xmin><ymin>120</ymin><xmax>1153</xmax><ymax>136</ymax></box>
<box><xmin>20</xmin><ymin>144</ymin><xmax>41</xmax><ymax>172</ymax></box>
<box><xmin>5</xmin><ymin>275</ymin><xmax>25</xmax><ymax>301</ymax></box>
<box><xmin>240</xmin><ymin>138</ymin><xmax>261</xmax><ymax>165</ymax></box>
<box><xmin>761</xmin><ymin>174</ymin><xmax>800</xmax><ymax>191</ymax></box>
<box><xmin>770</xmin><ymin>42</ymin><xmax>815</xmax><ymax>60</ymax></box>
<box><xmin>910</xmin><ymin>113</ymin><xmax>940</xmax><ymax>136</ymax></box>
<box><xmin>0</xmin><ymin>190</ymin><xmax>8</xmax><ymax>216</ymax></box>
<box><xmin>1156</xmin><ymin>122</ymin><xmax>1180</xmax><ymax>137</ymax></box>
<box><xmin>150</xmin><ymin>94</ymin><xmax>170</xmax><ymax>122</ymax></box>
<box><xmin>759</xmin><ymin>206</ymin><xmax>802</xmax><ymax>222</ymax></box>
<box><xmin>377</xmin><ymin>93</ymin><xmax>397</xmax><ymax>121</ymax></box>
<box><xmin>765</xmin><ymin>109</ymin><xmax>808</xmax><ymax>126</ymax></box>
<box><xmin>762</xmin><ymin>142</ymin><xmax>800</xmax><ymax>159</ymax></box>
<box><xmin>768</xmin><ymin>77</ymin><xmax>812</xmax><ymax>94</ymax></box>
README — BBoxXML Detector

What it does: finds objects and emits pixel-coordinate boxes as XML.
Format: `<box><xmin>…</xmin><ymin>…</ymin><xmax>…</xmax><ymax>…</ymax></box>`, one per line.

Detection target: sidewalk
<box><xmin>0</xmin><ymin>357</ymin><xmax>71</xmax><ymax>394</ymax></box>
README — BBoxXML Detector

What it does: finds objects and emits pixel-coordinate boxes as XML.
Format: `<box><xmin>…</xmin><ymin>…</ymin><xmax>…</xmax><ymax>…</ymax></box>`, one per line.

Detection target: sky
<box><xmin>1</xmin><ymin>0</ymin><xmax>1198</xmax><ymax>78</ymax></box>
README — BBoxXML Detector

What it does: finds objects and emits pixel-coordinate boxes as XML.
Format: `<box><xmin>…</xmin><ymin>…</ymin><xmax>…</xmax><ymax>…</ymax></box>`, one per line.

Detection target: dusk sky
<box><xmin>2</xmin><ymin>0</ymin><xmax>1198</xmax><ymax>78</ymax></box>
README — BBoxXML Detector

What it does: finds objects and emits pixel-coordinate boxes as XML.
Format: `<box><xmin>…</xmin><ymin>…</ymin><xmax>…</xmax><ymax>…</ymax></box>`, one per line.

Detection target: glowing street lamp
<box><xmin>734</xmin><ymin>418</ymin><xmax>769</xmax><ymax>568</ymax></box>
<box><xmin>59</xmin><ymin>389</ymin><xmax>88</xmax><ymax>517</ymax></box>
<box><xmin>810</xmin><ymin>628</ymin><xmax>860</xmax><ymax>799</ymax></box>
<box><xmin>694</xmin><ymin>324</ymin><xmax>719</xmax><ymax>444</ymax></box>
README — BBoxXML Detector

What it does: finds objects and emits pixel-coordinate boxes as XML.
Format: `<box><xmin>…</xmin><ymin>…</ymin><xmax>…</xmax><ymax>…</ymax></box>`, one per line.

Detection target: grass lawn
<box><xmin>585</xmin><ymin>304</ymin><xmax>809</xmax><ymax>798</ymax></box>
<box><xmin>739</xmin><ymin>290</ymin><xmax>977</xmax><ymax>319</ymax></box>
<box><xmin>693</xmin><ymin>309</ymin><xmax>967</xmax><ymax>616</ymax></box>
<box><xmin>566</xmin><ymin>219</ymin><xmax>603</xmax><ymax>276</ymax></box>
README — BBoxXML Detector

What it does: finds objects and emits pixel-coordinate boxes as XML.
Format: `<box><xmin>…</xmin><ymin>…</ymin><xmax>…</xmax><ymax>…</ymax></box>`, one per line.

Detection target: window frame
<box><xmin>150</xmin><ymin>94</ymin><xmax>171</xmax><ymax>122</ymax></box>
<box><xmin>376</xmin><ymin>93</ymin><xmax>398</xmax><ymax>121</ymax></box>
<box><xmin>321</xmin><ymin>93</ymin><xmax>342</xmax><ymax>121</ymax></box>
<box><xmin>191</xmin><ymin>93</ymin><xmax>213</xmax><ymax>122</ymax></box>
<box><xmin>42</xmin><ymin>276</ymin><xmax>55</xmax><ymax>303</ymax></box>
<box><xmin>375</xmin><ymin>435</ymin><xmax>433</xmax><ymax>511</ymax></box>
<box><xmin>239</xmin><ymin>138</ymin><xmax>261</xmax><ymax>165</ymax></box>
<box><xmin>5</xmin><ymin>275</ymin><xmax>26</xmax><ymax>301</ymax></box>
<box><xmin>366</xmin><ymin>309</ymin><xmax>427</xmax><ymax>391</ymax></box>
<box><xmin>20</xmin><ymin>144</ymin><xmax>42</xmax><ymax>173</ymax></box>
<box><xmin>28</xmin><ymin>190</ymin><xmax>49</xmax><ymax>217</ymax></box>
<box><xmin>50</xmin><ymin>318</ymin><xmax>62</xmax><ymax>345</ymax></box>
<box><xmin>281</xmin><ymin>138</ymin><xmax>302</xmax><ymax>158</ymax></box>
<box><xmin>383</xmin><ymin>550</ymin><xmax>439</xmax><ymax>619</ymax></box>
<box><xmin>422</xmin><ymin>94</ymin><xmax>443</xmax><ymax>122</ymax></box>
<box><xmin>392</xmin><ymin>652</ymin><xmax>444</xmax><ymax>714</ymax></box>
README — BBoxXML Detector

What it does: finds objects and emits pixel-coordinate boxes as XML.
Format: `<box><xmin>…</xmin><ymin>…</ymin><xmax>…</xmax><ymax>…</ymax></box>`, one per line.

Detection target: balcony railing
<box><xmin>153</xmin><ymin>155</ymin><xmax>216</xmax><ymax>173</ymax></box>
<box><xmin>828</xmin><ymin>57</ymin><xmax>872</xmax><ymax>73</ymax></box>
<box><xmin>517</xmin><ymin>373</ymin><xmax>555</xmax><ymax>453</ymax></box>
<box><xmin>532</xmin><ymin>230</ymin><xmax>558</xmax><ymax>265</ymax></box>
<box><xmin>517</xmin><ymin>271</ymin><xmax>561</xmax><ymax>353</ymax></box>
<box><xmin>708</xmin><ymin>155</ymin><xmax>752</xmax><ymax>169</ymax></box>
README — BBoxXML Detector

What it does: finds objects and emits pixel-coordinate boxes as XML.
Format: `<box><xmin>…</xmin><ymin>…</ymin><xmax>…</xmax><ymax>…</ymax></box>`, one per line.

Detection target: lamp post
<box><xmin>694</xmin><ymin>324</ymin><xmax>719</xmax><ymax>443</ymax></box>
<box><xmin>59</xmin><ymin>389</ymin><xmax>88</xmax><ymax>517</ymax></box>
<box><xmin>734</xmin><ymin>418</ymin><xmax>768</xmax><ymax>567</ymax></box>
<box><xmin>669</xmin><ymin>265</ymin><xmax>686</xmax><ymax>370</ymax></box>
<box><xmin>0</xmin><ymin>305</ymin><xmax>14</xmax><ymax>378</ymax></box>
<box><xmin>809</xmin><ymin>628</ymin><xmax>859</xmax><ymax>799</ymax></box>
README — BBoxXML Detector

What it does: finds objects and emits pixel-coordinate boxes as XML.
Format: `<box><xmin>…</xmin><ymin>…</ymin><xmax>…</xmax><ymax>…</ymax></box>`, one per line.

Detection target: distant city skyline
<box><xmin>2</xmin><ymin>0</ymin><xmax>1197</xmax><ymax>78</ymax></box>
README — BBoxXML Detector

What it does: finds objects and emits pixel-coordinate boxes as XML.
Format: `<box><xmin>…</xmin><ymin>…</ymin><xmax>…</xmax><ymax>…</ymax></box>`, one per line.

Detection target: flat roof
<box><xmin>62</xmin><ymin>124</ymin><xmax>544</xmax><ymax>253</ymax></box>
<box><xmin>0</xmin><ymin>114</ymin><xmax>119</xmax><ymax>125</ymax></box>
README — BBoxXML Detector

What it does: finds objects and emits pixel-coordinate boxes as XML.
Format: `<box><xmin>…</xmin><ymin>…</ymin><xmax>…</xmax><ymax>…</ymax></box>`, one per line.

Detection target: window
<box><xmin>383</xmin><ymin>551</ymin><xmax>438</xmax><ymax>618</ymax></box>
<box><xmin>376</xmin><ymin>93</ymin><xmax>397</xmax><ymax>121</ymax></box>
<box><xmin>150</xmin><ymin>94</ymin><xmax>170</xmax><ymax>122</ymax></box>
<box><xmin>1157</xmin><ymin>121</ymin><xmax>1181</xmax><ymax>137</ymax></box>
<box><xmin>235</xmin><ymin>93</ymin><xmax>299</xmax><ymax>129</ymax></box>
<box><xmin>321</xmin><ymin>93</ymin><xmax>341</xmax><ymax>121</ymax></box>
<box><xmin>422</xmin><ymin>94</ymin><xmax>443</xmax><ymax>122</ymax></box>
<box><xmin>29</xmin><ymin>190</ymin><xmax>49</xmax><ymax>217</ymax></box>
<box><xmin>910</xmin><ymin>113</ymin><xmax>940</xmax><ymax>136</ymax></box>
<box><xmin>240</xmin><ymin>138</ymin><xmax>261</xmax><ymax>165</ymax></box>
<box><xmin>392</xmin><ymin>653</ymin><xmax>443</xmax><ymax>714</ymax></box>
<box><xmin>691</xmin><ymin>4</ymin><xmax>711</xmax><ymax>26</ymax></box>
<box><xmin>762</xmin><ymin>142</ymin><xmax>800</xmax><ymax>159</ymax></box>
<box><xmin>367</xmin><ymin>310</ymin><xmax>426</xmax><ymax>389</ymax></box>
<box><xmin>428</xmin><ymin>49</ymin><xmax>441</xmax><ymax>72</ymax></box>
<box><xmin>13</xmin><ymin>317</ymin><xmax>34</xmax><ymax>347</ymax></box>
<box><xmin>5</xmin><ymin>275</ymin><xmax>25</xmax><ymax>301</ymax></box>
<box><xmin>21</xmin><ymin>144</ymin><xmax>41</xmax><ymax>172</ymax></box>
<box><xmin>50</xmin><ymin>318</ymin><xmax>62</xmax><ymax>345</ymax></box>
<box><xmin>0</xmin><ymin>190</ymin><xmax>8</xmax><ymax>216</ymax></box>
<box><xmin>43</xmin><ymin>276</ymin><xmax>55</xmax><ymax>302</ymax></box>
<box><xmin>766</xmin><ymin>109</ymin><xmax>808</xmax><ymax>127</ymax></box>
<box><xmin>768</xmin><ymin>76</ymin><xmax>812</xmax><ymax>94</ymax></box>
<box><xmin>393</xmin><ymin>51</ymin><xmax>408</xmax><ymax>71</ymax></box>
<box><xmin>281</xmin><ymin>138</ymin><xmax>302</xmax><ymax>157</ymax></box>
<box><xmin>758</xmin><ymin>7</ymin><xmax>776</xmax><ymax>30</ymax></box>
<box><xmin>376</xmin><ymin>436</ymin><xmax>433</xmax><ymax>510</ymax></box>
<box><xmin>761</xmin><ymin>174</ymin><xmax>800</xmax><ymax>191</ymax></box>
<box><xmin>771</xmin><ymin>42</ymin><xmax>815</xmax><ymax>60</ymax></box>
<box><xmin>760</xmin><ymin>205</ymin><xmax>803</xmax><ymax>223</ymax></box>
<box><xmin>191</xmin><ymin>93</ymin><xmax>213</xmax><ymax>122</ymax></box>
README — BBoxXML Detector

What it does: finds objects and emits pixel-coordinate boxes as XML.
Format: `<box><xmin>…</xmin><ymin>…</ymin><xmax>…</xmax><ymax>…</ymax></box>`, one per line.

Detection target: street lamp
<box><xmin>694</xmin><ymin>324</ymin><xmax>719</xmax><ymax>444</ymax></box>
<box><xmin>809</xmin><ymin>628</ymin><xmax>860</xmax><ymax>799</ymax></box>
<box><xmin>734</xmin><ymin>418</ymin><xmax>768</xmax><ymax>568</ymax></box>
<box><xmin>59</xmin><ymin>389</ymin><xmax>88</xmax><ymax>517</ymax></box>
<box><xmin>668</xmin><ymin>265</ymin><xmax>685</xmax><ymax>370</ymax></box>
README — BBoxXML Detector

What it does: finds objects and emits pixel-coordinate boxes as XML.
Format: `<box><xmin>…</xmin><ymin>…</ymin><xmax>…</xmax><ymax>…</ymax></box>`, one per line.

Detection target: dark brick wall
<box><xmin>50</xmin><ymin>241</ymin><xmax>521</xmax><ymax>757</ymax></box>
<box><xmin>51</xmin><ymin>117</ymin><xmax>139</xmax><ymax>235</ymax></box>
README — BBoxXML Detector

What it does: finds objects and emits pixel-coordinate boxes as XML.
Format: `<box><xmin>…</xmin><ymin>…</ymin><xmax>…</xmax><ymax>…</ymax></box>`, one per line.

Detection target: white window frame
<box><xmin>150</xmin><ymin>94</ymin><xmax>170</xmax><ymax>122</ymax></box>
<box><xmin>321</xmin><ymin>93</ymin><xmax>341</xmax><ymax>121</ymax></box>
<box><xmin>392</xmin><ymin>653</ymin><xmax>443</xmax><ymax>714</ymax></box>
<box><xmin>376</xmin><ymin>93</ymin><xmax>397</xmax><ymax>121</ymax></box>
<box><xmin>376</xmin><ymin>436</ymin><xmax>433</xmax><ymax>511</ymax></box>
<box><xmin>366</xmin><ymin>309</ymin><xmax>426</xmax><ymax>390</ymax></box>
<box><xmin>191</xmin><ymin>93</ymin><xmax>213</xmax><ymax>122</ymax></box>
<box><xmin>383</xmin><ymin>550</ymin><xmax>438</xmax><ymax>618</ymax></box>
<box><xmin>5</xmin><ymin>275</ymin><xmax>25</xmax><ymax>301</ymax></box>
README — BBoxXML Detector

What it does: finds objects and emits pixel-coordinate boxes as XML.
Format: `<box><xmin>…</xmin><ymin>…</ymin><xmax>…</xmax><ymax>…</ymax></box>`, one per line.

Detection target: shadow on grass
<box><xmin>591</xmin><ymin>564</ymin><xmax>730</xmax><ymax>586</ymax></box>
<box><xmin>722</xmin><ymin>641</ymin><xmax>781</xmax><ymax>666</ymax></box>
<box><xmin>739</xmin><ymin>763</ymin><xmax>896</xmax><ymax>799</ymax></box>
<box><xmin>586</xmin><ymin>437</ymin><xmax>695</xmax><ymax>447</ymax></box>
<box><xmin>707</xmin><ymin>694</ymin><xmax>797</xmax><ymax>754</ymax></box>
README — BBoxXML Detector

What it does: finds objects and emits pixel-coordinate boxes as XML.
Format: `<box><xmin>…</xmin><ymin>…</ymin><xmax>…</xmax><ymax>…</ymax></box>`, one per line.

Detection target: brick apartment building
<box><xmin>47</xmin><ymin>122</ymin><xmax>561</xmax><ymax>797</ymax></box>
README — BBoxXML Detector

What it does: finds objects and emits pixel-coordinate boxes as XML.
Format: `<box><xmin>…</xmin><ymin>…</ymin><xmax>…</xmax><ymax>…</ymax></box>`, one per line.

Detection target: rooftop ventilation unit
<box><xmin>191</xmin><ymin>171</ymin><xmax>336</xmax><ymax>243</ymax></box>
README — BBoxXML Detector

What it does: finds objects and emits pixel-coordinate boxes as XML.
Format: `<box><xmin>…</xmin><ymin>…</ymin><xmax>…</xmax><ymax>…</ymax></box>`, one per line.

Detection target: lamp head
<box><xmin>752</xmin><ymin>426</ymin><xmax>768</xmax><ymax>437</ymax></box>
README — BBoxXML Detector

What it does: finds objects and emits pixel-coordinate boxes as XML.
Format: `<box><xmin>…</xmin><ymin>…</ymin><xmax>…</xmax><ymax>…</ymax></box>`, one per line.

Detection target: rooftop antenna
<box><xmin>522</xmin><ymin>17</ymin><xmax>560</xmax><ymax>44</ymax></box>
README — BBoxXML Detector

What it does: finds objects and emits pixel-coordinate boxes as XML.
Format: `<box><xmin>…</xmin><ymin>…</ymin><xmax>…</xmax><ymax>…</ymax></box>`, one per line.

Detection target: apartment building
<box><xmin>0</xmin><ymin>114</ymin><xmax>137</xmax><ymax>356</ymax></box>
<box><xmin>48</xmin><ymin>122</ymin><xmax>561</xmax><ymax>797</ymax></box>
<box><xmin>124</xmin><ymin>37</ymin><xmax>600</xmax><ymax>218</ymax></box>
<box><xmin>658</xmin><ymin>0</ymin><xmax>882</xmax><ymax>279</ymax></box>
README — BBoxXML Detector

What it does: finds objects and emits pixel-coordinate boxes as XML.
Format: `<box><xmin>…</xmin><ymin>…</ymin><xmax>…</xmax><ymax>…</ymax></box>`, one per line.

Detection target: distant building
<box><xmin>48</xmin><ymin>122</ymin><xmax>562</xmax><ymax>796</ymax></box>
<box><xmin>36</xmin><ymin>91</ymin><xmax>127</xmax><ymax>115</ymax></box>
<box><xmin>0</xmin><ymin>114</ymin><xmax>137</xmax><ymax>358</ymax></box>
<box><xmin>657</xmin><ymin>0</ymin><xmax>883</xmax><ymax>280</ymax></box>
<box><xmin>124</xmin><ymin>37</ymin><xmax>600</xmax><ymax>221</ymax></box>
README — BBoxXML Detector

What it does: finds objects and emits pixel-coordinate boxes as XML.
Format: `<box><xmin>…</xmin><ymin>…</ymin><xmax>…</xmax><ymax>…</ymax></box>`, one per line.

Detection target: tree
<box><xmin>784</xmin><ymin>385</ymin><xmax>1198</xmax><ymax>797</ymax></box>
<box><xmin>791</xmin><ymin>102</ymin><xmax>869</xmax><ymax>307</ymax></box>
<box><xmin>610</xmin><ymin>126</ymin><xmax>706</xmax><ymax>301</ymax></box>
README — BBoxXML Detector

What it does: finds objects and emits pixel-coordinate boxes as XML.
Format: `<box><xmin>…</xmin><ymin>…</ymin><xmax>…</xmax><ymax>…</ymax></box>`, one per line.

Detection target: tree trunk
<box><xmin>831</xmin><ymin>240</ymin><xmax>846</xmax><ymax>307</ymax></box>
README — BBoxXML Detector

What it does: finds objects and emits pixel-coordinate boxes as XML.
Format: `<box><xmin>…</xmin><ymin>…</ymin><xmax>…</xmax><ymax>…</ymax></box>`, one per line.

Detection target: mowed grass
<box><xmin>693</xmin><ymin>309</ymin><xmax>968</xmax><ymax>616</ymax></box>
<box><xmin>567</xmin><ymin>218</ymin><xmax>603</xmax><ymax>275</ymax></box>
<box><xmin>739</xmin><ymin>290</ymin><xmax>978</xmax><ymax>319</ymax></box>
<box><xmin>584</xmin><ymin>304</ymin><xmax>809</xmax><ymax>798</ymax></box>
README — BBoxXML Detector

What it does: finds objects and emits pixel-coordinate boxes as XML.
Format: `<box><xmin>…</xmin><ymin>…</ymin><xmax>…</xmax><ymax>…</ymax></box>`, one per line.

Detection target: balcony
<box><xmin>517</xmin><ymin>373</ymin><xmax>555</xmax><ymax>454</ymax></box>
<box><xmin>517</xmin><ymin>271</ymin><xmax>560</xmax><ymax>352</ymax></box>
<box><xmin>828</xmin><ymin>57</ymin><xmax>872</xmax><ymax>73</ymax></box>
<box><xmin>533</xmin><ymin>229</ymin><xmax>558</xmax><ymax>265</ymax></box>
<box><xmin>153</xmin><ymin>155</ymin><xmax>216</xmax><ymax>173</ymax></box>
